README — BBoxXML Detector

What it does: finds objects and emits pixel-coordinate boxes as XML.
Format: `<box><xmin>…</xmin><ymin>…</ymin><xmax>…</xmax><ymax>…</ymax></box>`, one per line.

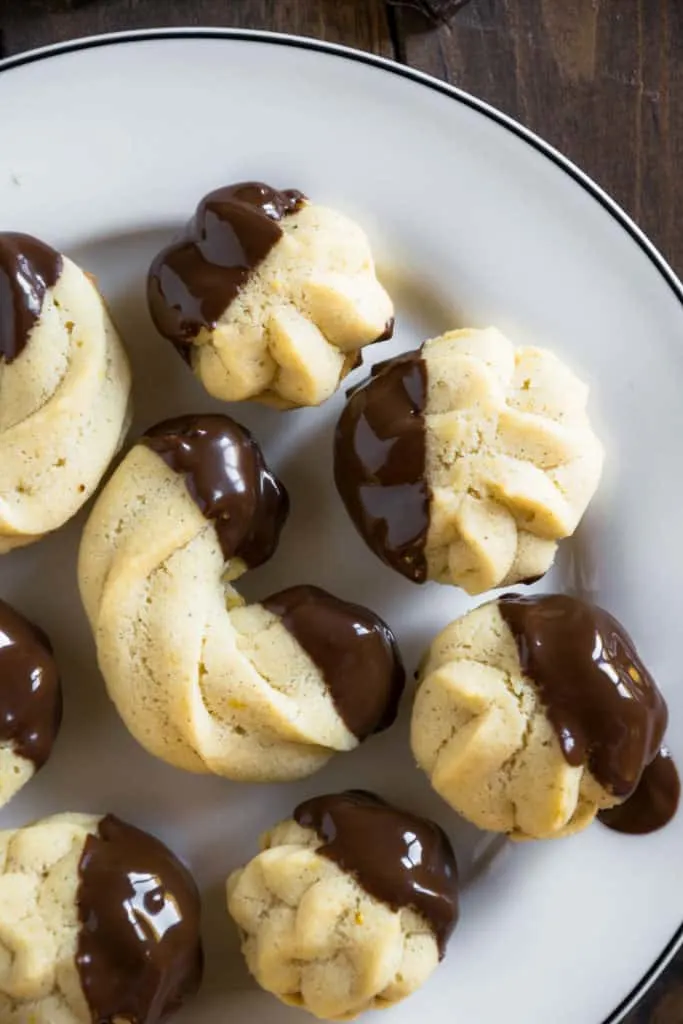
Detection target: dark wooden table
<box><xmin>1</xmin><ymin>2</ymin><xmax>681</xmax><ymax>1022</ymax></box>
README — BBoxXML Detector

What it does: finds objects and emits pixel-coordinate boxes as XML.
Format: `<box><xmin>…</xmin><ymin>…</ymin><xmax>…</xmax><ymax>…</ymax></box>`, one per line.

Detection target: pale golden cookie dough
<box><xmin>424</xmin><ymin>328</ymin><xmax>604</xmax><ymax>593</ymax></box>
<box><xmin>0</xmin><ymin>238</ymin><xmax>132</xmax><ymax>553</ymax></box>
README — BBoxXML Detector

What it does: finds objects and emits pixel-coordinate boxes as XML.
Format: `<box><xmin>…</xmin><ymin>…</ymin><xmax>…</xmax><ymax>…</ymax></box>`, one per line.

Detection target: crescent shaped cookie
<box><xmin>0</xmin><ymin>813</ymin><xmax>202</xmax><ymax>1023</ymax></box>
<box><xmin>227</xmin><ymin>791</ymin><xmax>459</xmax><ymax>1021</ymax></box>
<box><xmin>334</xmin><ymin>327</ymin><xmax>604</xmax><ymax>594</ymax></box>
<box><xmin>78</xmin><ymin>414</ymin><xmax>405</xmax><ymax>780</ymax></box>
<box><xmin>147</xmin><ymin>182</ymin><xmax>394</xmax><ymax>408</ymax></box>
<box><xmin>0</xmin><ymin>233</ymin><xmax>132</xmax><ymax>552</ymax></box>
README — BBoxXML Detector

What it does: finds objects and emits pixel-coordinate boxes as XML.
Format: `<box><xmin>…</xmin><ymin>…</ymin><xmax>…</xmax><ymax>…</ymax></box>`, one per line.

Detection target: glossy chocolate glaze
<box><xmin>0</xmin><ymin>599</ymin><xmax>62</xmax><ymax>768</ymax></box>
<box><xmin>261</xmin><ymin>585</ymin><xmax>405</xmax><ymax>739</ymax></box>
<box><xmin>599</xmin><ymin>748</ymin><xmax>681</xmax><ymax>835</ymax></box>
<box><xmin>295</xmin><ymin>791</ymin><xmax>458</xmax><ymax>956</ymax></box>
<box><xmin>142</xmin><ymin>414</ymin><xmax>289</xmax><ymax>567</ymax></box>
<box><xmin>334</xmin><ymin>351</ymin><xmax>430</xmax><ymax>583</ymax></box>
<box><xmin>498</xmin><ymin>595</ymin><xmax>676</xmax><ymax>824</ymax></box>
<box><xmin>147</xmin><ymin>182</ymin><xmax>306</xmax><ymax>359</ymax></box>
<box><xmin>0</xmin><ymin>232</ymin><xmax>62</xmax><ymax>363</ymax></box>
<box><xmin>76</xmin><ymin>815</ymin><xmax>203</xmax><ymax>1024</ymax></box>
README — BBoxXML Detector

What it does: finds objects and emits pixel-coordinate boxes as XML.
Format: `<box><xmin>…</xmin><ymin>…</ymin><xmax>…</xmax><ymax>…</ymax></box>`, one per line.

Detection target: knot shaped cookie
<box><xmin>411</xmin><ymin>595</ymin><xmax>674</xmax><ymax>840</ymax></box>
<box><xmin>227</xmin><ymin>791</ymin><xmax>459</xmax><ymax>1021</ymax></box>
<box><xmin>0</xmin><ymin>233</ymin><xmax>132</xmax><ymax>552</ymax></box>
<box><xmin>0</xmin><ymin>600</ymin><xmax>62</xmax><ymax>810</ymax></box>
<box><xmin>335</xmin><ymin>327</ymin><xmax>604</xmax><ymax>594</ymax></box>
<box><xmin>0</xmin><ymin>813</ymin><xmax>202</xmax><ymax>1023</ymax></box>
<box><xmin>147</xmin><ymin>182</ymin><xmax>394</xmax><ymax>409</ymax></box>
<box><xmin>78</xmin><ymin>414</ymin><xmax>405</xmax><ymax>780</ymax></box>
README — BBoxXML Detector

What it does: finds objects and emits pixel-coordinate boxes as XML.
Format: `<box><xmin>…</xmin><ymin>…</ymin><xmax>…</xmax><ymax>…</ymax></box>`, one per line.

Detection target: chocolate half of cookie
<box><xmin>335</xmin><ymin>351</ymin><xmax>431</xmax><ymax>583</ymax></box>
<box><xmin>142</xmin><ymin>413</ymin><xmax>289</xmax><ymax>567</ymax></box>
<box><xmin>295</xmin><ymin>790</ymin><xmax>459</xmax><ymax>956</ymax></box>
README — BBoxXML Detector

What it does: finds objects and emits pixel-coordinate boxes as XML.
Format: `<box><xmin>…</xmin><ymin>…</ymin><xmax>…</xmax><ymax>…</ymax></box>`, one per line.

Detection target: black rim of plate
<box><xmin>1</xmin><ymin>27</ymin><xmax>681</xmax><ymax>1024</ymax></box>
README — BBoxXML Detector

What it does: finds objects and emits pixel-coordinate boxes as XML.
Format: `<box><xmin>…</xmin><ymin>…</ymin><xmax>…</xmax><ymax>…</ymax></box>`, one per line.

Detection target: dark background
<box><xmin>1</xmin><ymin>2</ymin><xmax>682</xmax><ymax>1021</ymax></box>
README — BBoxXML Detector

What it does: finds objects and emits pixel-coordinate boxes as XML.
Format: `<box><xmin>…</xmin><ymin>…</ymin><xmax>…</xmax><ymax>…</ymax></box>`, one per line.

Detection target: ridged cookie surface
<box><xmin>0</xmin><ymin>233</ymin><xmax>132</xmax><ymax>552</ymax></box>
<box><xmin>148</xmin><ymin>182</ymin><xmax>394</xmax><ymax>408</ymax></box>
<box><xmin>411</xmin><ymin>595</ymin><xmax>671</xmax><ymax>840</ymax></box>
<box><xmin>0</xmin><ymin>813</ymin><xmax>202</xmax><ymax>1023</ymax></box>
<box><xmin>79</xmin><ymin>415</ymin><xmax>404</xmax><ymax>781</ymax></box>
<box><xmin>227</xmin><ymin>791</ymin><xmax>458</xmax><ymax>1021</ymax></box>
<box><xmin>335</xmin><ymin>327</ymin><xmax>604</xmax><ymax>594</ymax></box>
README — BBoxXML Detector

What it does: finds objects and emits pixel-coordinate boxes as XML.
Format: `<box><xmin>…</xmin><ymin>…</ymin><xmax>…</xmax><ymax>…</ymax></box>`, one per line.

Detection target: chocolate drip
<box><xmin>76</xmin><ymin>815</ymin><xmax>203</xmax><ymax>1023</ymax></box>
<box><xmin>261</xmin><ymin>585</ymin><xmax>405</xmax><ymax>738</ymax></box>
<box><xmin>599</xmin><ymin>748</ymin><xmax>680</xmax><ymax>835</ymax></box>
<box><xmin>498</xmin><ymin>595</ymin><xmax>674</xmax><ymax>817</ymax></box>
<box><xmin>142</xmin><ymin>414</ymin><xmax>289</xmax><ymax>567</ymax></box>
<box><xmin>295</xmin><ymin>791</ymin><xmax>458</xmax><ymax>956</ymax></box>
<box><xmin>334</xmin><ymin>351</ymin><xmax>430</xmax><ymax>583</ymax></box>
<box><xmin>0</xmin><ymin>232</ymin><xmax>62</xmax><ymax>363</ymax></box>
<box><xmin>0</xmin><ymin>599</ymin><xmax>62</xmax><ymax>768</ymax></box>
<box><xmin>147</xmin><ymin>182</ymin><xmax>306</xmax><ymax>358</ymax></box>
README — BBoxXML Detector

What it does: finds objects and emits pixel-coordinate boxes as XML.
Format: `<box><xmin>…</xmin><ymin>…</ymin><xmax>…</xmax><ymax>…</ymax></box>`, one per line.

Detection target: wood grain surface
<box><xmin>0</xmin><ymin>2</ymin><xmax>681</xmax><ymax>1021</ymax></box>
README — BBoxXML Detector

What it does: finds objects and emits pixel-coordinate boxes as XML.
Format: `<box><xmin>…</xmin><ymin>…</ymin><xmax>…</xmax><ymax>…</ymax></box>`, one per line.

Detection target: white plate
<box><xmin>1</xmin><ymin>29</ymin><xmax>682</xmax><ymax>1024</ymax></box>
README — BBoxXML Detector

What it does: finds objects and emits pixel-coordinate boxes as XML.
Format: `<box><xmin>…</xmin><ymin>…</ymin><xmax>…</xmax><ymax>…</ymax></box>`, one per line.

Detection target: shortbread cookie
<box><xmin>0</xmin><ymin>812</ymin><xmax>202</xmax><ymax>1023</ymax></box>
<box><xmin>335</xmin><ymin>328</ymin><xmax>604</xmax><ymax>594</ymax></box>
<box><xmin>0</xmin><ymin>599</ymin><xmax>62</xmax><ymax>809</ymax></box>
<box><xmin>78</xmin><ymin>415</ymin><xmax>405</xmax><ymax>781</ymax></box>
<box><xmin>411</xmin><ymin>594</ymin><xmax>675</xmax><ymax>840</ymax></box>
<box><xmin>227</xmin><ymin>791</ymin><xmax>459</xmax><ymax>1021</ymax></box>
<box><xmin>147</xmin><ymin>182</ymin><xmax>394</xmax><ymax>408</ymax></box>
<box><xmin>0</xmin><ymin>233</ymin><xmax>132</xmax><ymax>552</ymax></box>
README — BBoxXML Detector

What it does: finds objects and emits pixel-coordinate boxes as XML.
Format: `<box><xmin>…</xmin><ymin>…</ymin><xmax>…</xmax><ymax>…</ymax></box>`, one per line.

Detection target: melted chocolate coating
<box><xmin>334</xmin><ymin>352</ymin><xmax>430</xmax><ymax>583</ymax></box>
<box><xmin>0</xmin><ymin>232</ymin><xmax>62</xmax><ymax>363</ymax></box>
<box><xmin>0</xmin><ymin>599</ymin><xmax>62</xmax><ymax>768</ymax></box>
<box><xmin>295</xmin><ymin>791</ymin><xmax>458</xmax><ymax>956</ymax></box>
<box><xmin>599</xmin><ymin>748</ymin><xmax>680</xmax><ymax>835</ymax></box>
<box><xmin>76</xmin><ymin>815</ymin><xmax>203</xmax><ymax>1024</ymax></box>
<box><xmin>142</xmin><ymin>414</ymin><xmax>289</xmax><ymax>567</ymax></box>
<box><xmin>261</xmin><ymin>585</ymin><xmax>405</xmax><ymax>739</ymax></box>
<box><xmin>147</xmin><ymin>182</ymin><xmax>306</xmax><ymax>359</ymax></box>
<box><xmin>498</xmin><ymin>595</ymin><xmax>671</xmax><ymax>800</ymax></box>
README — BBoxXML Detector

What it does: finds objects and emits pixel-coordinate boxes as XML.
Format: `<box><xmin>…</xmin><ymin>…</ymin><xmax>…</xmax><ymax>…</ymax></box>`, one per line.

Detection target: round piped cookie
<box><xmin>334</xmin><ymin>327</ymin><xmax>604</xmax><ymax>594</ymax></box>
<box><xmin>227</xmin><ymin>791</ymin><xmax>459</xmax><ymax>1021</ymax></box>
<box><xmin>0</xmin><ymin>233</ymin><xmax>132</xmax><ymax>552</ymax></box>
<box><xmin>78</xmin><ymin>414</ymin><xmax>405</xmax><ymax>781</ymax></box>
<box><xmin>0</xmin><ymin>813</ymin><xmax>202</xmax><ymax>1023</ymax></box>
<box><xmin>0</xmin><ymin>599</ymin><xmax>62</xmax><ymax>809</ymax></box>
<box><xmin>147</xmin><ymin>182</ymin><xmax>394</xmax><ymax>408</ymax></box>
<box><xmin>411</xmin><ymin>594</ymin><xmax>679</xmax><ymax>840</ymax></box>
